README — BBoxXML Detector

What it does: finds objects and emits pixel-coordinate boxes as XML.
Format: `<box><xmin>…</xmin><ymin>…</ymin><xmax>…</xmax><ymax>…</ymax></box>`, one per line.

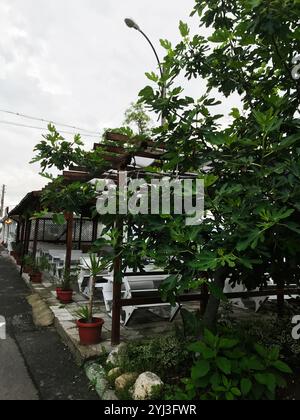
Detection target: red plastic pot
<box><xmin>56</xmin><ymin>288</ymin><xmax>62</xmax><ymax>300</ymax></box>
<box><xmin>30</xmin><ymin>272</ymin><xmax>42</xmax><ymax>284</ymax></box>
<box><xmin>77</xmin><ymin>318</ymin><xmax>104</xmax><ymax>346</ymax></box>
<box><xmin>58</xmin><ymin>290</ymin><xmax>73</xmax><ymax>304</ymax></box>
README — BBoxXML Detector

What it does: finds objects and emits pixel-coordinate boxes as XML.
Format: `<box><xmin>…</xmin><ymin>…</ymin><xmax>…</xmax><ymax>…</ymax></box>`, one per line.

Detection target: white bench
<box><xmin>78</xmin><ymin>265</ymin><xmax>181</xmax><ymax>325</ymax></box>
<box><xmin>47</xmin><ymin>250</ymin><xmax>83</xmax><ymax>278</ymax></box>
<box><xmin>224</xmin><ymin>279</ymin><xmax>269</xmax><ymax>312</ymax></box>
<box><xmin>120</xmin><ymin>274</ymin><xmax>181</xmax><ymax>325</ymax></box>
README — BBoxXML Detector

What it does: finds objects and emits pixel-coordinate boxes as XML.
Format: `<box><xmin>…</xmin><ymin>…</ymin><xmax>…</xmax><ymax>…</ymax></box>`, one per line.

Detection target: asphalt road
<box><xmin>0</xmin><ymin>250</ymin><xmax>98</xmax><ymax>400</ymax></box>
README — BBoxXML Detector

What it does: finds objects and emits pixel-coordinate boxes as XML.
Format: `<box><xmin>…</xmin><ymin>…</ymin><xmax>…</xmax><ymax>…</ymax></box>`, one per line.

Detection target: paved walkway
<box><xmin>0</xmin><ymin>251</ymin><xmax>97</xmax><ymax>400</ymax></box>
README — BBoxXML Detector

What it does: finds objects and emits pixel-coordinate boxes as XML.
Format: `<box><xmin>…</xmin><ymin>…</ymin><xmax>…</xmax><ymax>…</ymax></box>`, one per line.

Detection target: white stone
<box><xmin>106</xmin><ymin>343</ymin><xmax>126</xmax><ymax>366</ymax></box>
<box><xmin>133</xmin><ymin>372</ymin><xmax>163</xmax><ymax>400</ymax></box>
<box><xmin>85</xmin><ymin>362</ymin><xmax>108</xmax><ymax>398</ymax></box>
<box><xmin>115</xmin><ymin>373</ymin><xmax>139</xmax><ymax>393</ymax></box>
<box><xmin>108</xmin><ymin>367</ymin><xmax>122</xmax><ymax>381</ymax></box>
<box><xmin>102</xmin><ymin>390</ymin><xmax>118</xmax><ymax>400</ymax></box>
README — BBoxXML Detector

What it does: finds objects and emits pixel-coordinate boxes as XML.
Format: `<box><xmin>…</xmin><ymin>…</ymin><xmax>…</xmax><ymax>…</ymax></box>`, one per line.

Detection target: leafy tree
<box><xmin>124</xmin><ymin>101</ymin><xmax>152</xmax><ymax>135</ymax></box>
<box><xmin>31</xmin><ymin>0</ymin><xmax>300</xmax><ymax>332</ymax></box>
<box><xmin>138</xmin><ymin>0</ymin><xmax>300</xmax><ymax>327</ymax></box>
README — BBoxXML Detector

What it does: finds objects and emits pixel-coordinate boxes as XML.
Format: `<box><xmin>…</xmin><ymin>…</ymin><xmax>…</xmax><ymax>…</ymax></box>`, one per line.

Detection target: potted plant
<box><xmin>22</xmin><ymin>254</ymin><xmax>34</xmax><ymax>274</ymax></box>
<box><xmin>57</xmin><ymin>270</ymin><xmax>76</xmax><ymax>304</ymax></box>
<box><xmin>29</xmin><ymin>256</ymin><xmax>50</xmax><ymax>284</ymax></box>
<box><xmin>10</xmin><ymin>242</ymin><xmax>17</xmax><ymax>258</ymax></box>
<box><xmin>14</xmin><ymin>243</ymin><xmax>23</xmax><ymax>265</ymax></box>
<box><xmin>76</xmin><ymin>254</ymin><xmax>108</xmax><ymax>345</ymax></box>
<box><xmin>30</xmin><ymin>261</ymin><xmax>42</xmax><ymax>283</ymax></box>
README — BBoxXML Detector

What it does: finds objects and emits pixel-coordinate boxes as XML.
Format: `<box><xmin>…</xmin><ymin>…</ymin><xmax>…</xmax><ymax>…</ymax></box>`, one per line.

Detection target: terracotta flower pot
<box><xmin>56</xmin><ymin>287</ymin><xmax>62</xmax><ymax>300</ymax></box>
<box><xmin>23</xmin><ymin>266</ymin><xmax>32</xmax><ymax>275</ymax></box>
<box><xmin>30</xmin><ymin>272</ymin><xmax>42</xmax><ymax>284</ymax></box>
<box><xmin>77</xmin><ymin>318</ymin><xmax>104</xmax><ymax>346</ymax></box>
<box><xmin>58</xmin><ymin>289</ymin><xmax>73</xmax><ymax>304</ymax></box>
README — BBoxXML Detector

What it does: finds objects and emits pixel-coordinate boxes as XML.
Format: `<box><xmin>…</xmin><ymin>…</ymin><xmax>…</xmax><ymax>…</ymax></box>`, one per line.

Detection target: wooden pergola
<box><xmin>9</xmin><ymin>132</ymin><xmax>300</xmax><ymax>346</ymax></box>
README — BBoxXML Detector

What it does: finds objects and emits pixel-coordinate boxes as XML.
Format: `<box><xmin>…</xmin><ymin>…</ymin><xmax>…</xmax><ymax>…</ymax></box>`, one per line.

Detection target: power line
<box><xmin>0</xmin><ymin>109</ymin><xmax>102</xmax><ymax>135</ymax></box>
<box><xmin>0</xmin><ymin>119</ymin><xmax>100</xmax><ymax>138</ymax></box>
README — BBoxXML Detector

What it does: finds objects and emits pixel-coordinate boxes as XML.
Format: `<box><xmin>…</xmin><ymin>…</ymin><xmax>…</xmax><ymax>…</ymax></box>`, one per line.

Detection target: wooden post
<box><xmin>111</xmin><ymin>217</ymin><xmax>123</xmax><ymax>346</ymax></box>
<box><xmin>78</xmin><ymin>215</ymin><xmax>83</xmax><ymax>250</ymax></box>
<box><xmin>21</xmin><ymin>217</ymin><xmax>31</xmax><ymax>274</ymax></box>
<box><xmin>16</xmin><ymin>221</ymin><xmax>21</xmax><ymax>244</ymax></box>
<box><xmin>200</xmin><ymin>283</ymin><xmax>209</xmax><ymax>316</ymax></box>
<box><xmin>277</xmin><ymin>279</ymin><xmax>285</xmax><ymax>318</ymax></box>
<box><xmin>65</xmin><ymin>212</ymin><xmax>74</xmax><ymax>274</ymax></box>
<box><xmin>20</xmin><ymin>218</ymin><xmax>26</xmax><ymax>246</ymax></box>
<box><xmin>92</xmin><ymin>217</ymin><xmax>98</xmax><ymax>242</ymax></box>
<box><xmin>32</xmin><ymin>219</ymin><xmax>40</xmax><ymax>260</ymax></box>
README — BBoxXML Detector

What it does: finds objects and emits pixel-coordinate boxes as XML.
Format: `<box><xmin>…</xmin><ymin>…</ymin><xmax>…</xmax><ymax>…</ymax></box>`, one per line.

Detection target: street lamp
<box><xmin>125</xmin><ymin>18</ymin><xmax>166</xmax><ymax>124</ymax></box>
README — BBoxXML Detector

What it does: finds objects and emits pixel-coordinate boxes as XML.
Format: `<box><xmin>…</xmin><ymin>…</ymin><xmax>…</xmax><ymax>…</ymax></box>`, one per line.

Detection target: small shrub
<box><xmin>117</xmin><ymin>335</ymin><xmax>191</xmax><ymax>380</ymax></box>
<box><xmin>169</xmin><ymin>329</ymin><xmax>292</xmax><ymax>401</ymax></box>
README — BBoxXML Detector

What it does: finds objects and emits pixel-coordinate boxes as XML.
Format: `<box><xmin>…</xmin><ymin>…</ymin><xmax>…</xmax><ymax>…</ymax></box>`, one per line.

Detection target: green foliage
<box><xmin>59</xmin><ymin>269</ymin><xmax>77</xmax><ymax>291</ymax></box>
<box><xmin>117</xmin><ymin>335</ymin><xmax>191</xmax><ymax>380</ymax></box>
<box><xmin>31</xmin><ymin>124</ymin><xmax>84</xmax><ymax>171</ymax></box>
<box><xmin>82</xmin><ymin>254</ymin><xmax>110</xmax><ymax>321</ymax></box>
<box><xmin>76</xmin><ymin>305</ymin><xmax>90</xmax><ymax>321</ymax></box>
<box><xmin>171</xmin><ymin>330</ymin><xmax>292</xmax><ymax>401</ymax></box>
<box><xmin>82</xmin><ymin>254</ymin><xmax>109</xmax><ymax>278</ymax></box>
<box><xmin>124</xmin><ymin>101</ymin><xmax>152</xmax><ymax>136</ymax></box>
<box><xmin>30</xmin><ymin>0</ymin><xmax>300</xmax><ymax>332</ymax></box>
<box><xmin>22</xmin><ymin>254</ymin><xmax>34</xmax><ymax>268</ymax></box>
<box><xmin>137</xmin><ymin>0</ymin><xmax>300</xmax><ymax>311</ymax></box>
<box><xmin>40</xmin><ymin>177</ymin><xmax>96</xmax><ymax>214</ymax></box>
<box><xmin>23</xmin><ymin>255</ymin><xmax>50</xmax><ymax>273</ymax></box>
<box><xmin>38</xmin><ymin>255</ymin><xmax>51</xmax><ymax>272</ymax></box>
<box><xmin>234</xmin><ymin>316</ymin><xmax>300</xmax><ymax>367</ymax></box>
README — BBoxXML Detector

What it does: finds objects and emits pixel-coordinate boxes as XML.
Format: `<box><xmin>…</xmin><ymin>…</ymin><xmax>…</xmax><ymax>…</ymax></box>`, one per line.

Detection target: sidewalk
<box><xmin>0</xmin><ymin>251</ymin><xmax>98</xmax><ymax>400</ymax></box>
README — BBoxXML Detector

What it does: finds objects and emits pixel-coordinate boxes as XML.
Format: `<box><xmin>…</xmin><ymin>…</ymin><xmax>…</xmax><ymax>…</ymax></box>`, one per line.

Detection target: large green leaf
<box><xmin>241</xmin><ymin>378</ymin><xmax>253</xmax><ymax>396</ymax></box>
<box><xmin>191</xmin><ymin>360</ymin><xmax>211</xmax><ymax>380</ymax></box>
<box><xmin>216</xmin><ymin>357</ymin><xmax>232</xmax><ymax>375</ymax></box>
<box><xmin>272</xmin><ymin>361</ymin><xmax>293</xmax><ymax>374</ymax></box>
<box><xmin>179</xmin><ymin>21</ymin><xmax>190</xmax><ymax>37</ymax></box>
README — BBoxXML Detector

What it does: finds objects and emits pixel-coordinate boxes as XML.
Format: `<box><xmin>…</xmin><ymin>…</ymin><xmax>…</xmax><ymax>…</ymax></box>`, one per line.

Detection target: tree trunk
<box><xmin>203</xmin><ymin>267</ymin><xmax>228</xmax><ymax>331</ymax></box>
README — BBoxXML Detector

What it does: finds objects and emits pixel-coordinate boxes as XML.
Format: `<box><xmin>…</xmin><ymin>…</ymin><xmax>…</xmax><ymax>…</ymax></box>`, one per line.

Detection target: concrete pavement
<box><xmin>0</xmin><ymin>250</ymin><xmax>97</xmax><ymax>400</ymax></box>
<box><xmin>0</xmin><ymin>336</ymin><xmax>38</xmax><ymax>400</ymax></box>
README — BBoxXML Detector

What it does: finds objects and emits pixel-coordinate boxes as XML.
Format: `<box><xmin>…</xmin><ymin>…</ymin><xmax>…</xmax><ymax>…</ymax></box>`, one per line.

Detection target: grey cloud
<box><xmin>0</xmin><ymin>0</ymin><xmax>236</xmax><ymax>209</ymax></box>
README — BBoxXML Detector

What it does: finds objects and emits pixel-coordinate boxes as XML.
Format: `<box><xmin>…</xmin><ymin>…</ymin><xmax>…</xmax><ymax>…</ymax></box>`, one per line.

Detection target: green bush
<box><xmin>225</xmin><ymin>317</ymin><xmax>300</xmax><ymax>368</ymax></box>
<box><xmin>169</xmin><ymin>329</ymin><xmax>292</xmax><ymax>401</ymax></box>
<box><xmin>117</xmin><ymin>335</ymin><xmax>191</xmax><ymax>380</ymax></box>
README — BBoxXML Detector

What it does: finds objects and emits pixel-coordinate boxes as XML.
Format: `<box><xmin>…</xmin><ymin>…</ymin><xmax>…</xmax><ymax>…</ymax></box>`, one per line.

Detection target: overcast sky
<box><xmin>0</xmin><ymin>0</ymin><xmax>236</xmax><ymax>210</ymax></box>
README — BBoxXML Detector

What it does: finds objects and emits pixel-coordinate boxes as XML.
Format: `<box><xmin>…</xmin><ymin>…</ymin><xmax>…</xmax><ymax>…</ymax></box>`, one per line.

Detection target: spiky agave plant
<box><xmin>82</xmin><ymin>254</ymin><xmax>109</xmax><ymax>323</ymax></box>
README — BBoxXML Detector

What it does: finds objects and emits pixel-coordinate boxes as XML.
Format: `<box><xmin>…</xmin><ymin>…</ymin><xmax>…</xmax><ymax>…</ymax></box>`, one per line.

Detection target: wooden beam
<box><xmin>104</xmin><ymin>132</ymin><xmax>166</xmax><ymax>150</ymax></box>
<box><xmin>119</xmin><ymin>289</ymin><xmax>300</xmax><ymax>307</ymax></box>
<box><xmin>63</xmin><ymin>171</ymin><xmax>91</xmax><ymax>182</ymax></box>
<box><xmin>93</xmin><ymin>144</ymin><xmax>164</xmax><ymax>160</ymax></box>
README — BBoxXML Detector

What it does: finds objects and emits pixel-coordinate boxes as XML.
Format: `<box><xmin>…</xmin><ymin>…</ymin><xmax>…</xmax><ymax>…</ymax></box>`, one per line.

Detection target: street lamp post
<box><xmin>125</xmin><ymin>18</ymin><xmax>166</xmax><ymax>125</ymax></box>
